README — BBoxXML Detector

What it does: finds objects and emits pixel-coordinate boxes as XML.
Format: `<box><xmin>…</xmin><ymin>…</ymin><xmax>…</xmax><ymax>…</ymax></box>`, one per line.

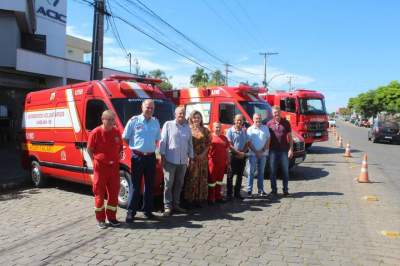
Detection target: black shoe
<box><xmin>283</xmin><ymin>191</ymin><xmax>290</xmax><ymax>197</ymax></box>
<box><xmin>234</xmin><ymin>194</ymin><xmax>244</xmax><ymax>200</ymax></box>
<box><xmin>97</xmin><ymin>221</ymin><xmax>107</xmax><ymax>229</ymax></box>
<box><xmin>216</xmin><ymin>198</ymin><xmax>226</xmax><ymax>204</ymax></box>
<box><xmin>259</xmin><ymin>191</ymin><xmax>268</xmax><ymax>197</ymax></box>
<box><xmin>247</xmin><ymin>191</ymin><xmax>252</xmax><ymax>198</ymax></box>
<box><xmin>108</xmin><ymin>219</ymin><xmax>121</xmax><ymax>227</ymax></box>
<box><xmin>268</xmin><ymin>192</ymin><xmax>278</xmax><ymax>198</ymax></box>
<box><xmin>125</xmin><ymin>213</ymin><xmax>134</xmax><ymax>224</ymax></box>
<box><xmin>144</xmin><ymin>212</ymin><xmax>157</xmax><ymax>220</ymax></box>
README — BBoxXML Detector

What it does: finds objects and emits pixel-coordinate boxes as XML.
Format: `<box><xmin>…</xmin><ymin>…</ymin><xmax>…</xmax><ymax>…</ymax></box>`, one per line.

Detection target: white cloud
<box><xmin>169</xmin><ymin>74</ymin><xmax>191</xmax><ymax>88</ymax></box>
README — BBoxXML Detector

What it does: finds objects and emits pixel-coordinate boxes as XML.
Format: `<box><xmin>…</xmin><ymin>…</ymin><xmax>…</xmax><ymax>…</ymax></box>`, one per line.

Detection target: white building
<box><xmin>0</xmin><ymin>0</ymin><xmax>130</xmax><ymax>147</ymax></box>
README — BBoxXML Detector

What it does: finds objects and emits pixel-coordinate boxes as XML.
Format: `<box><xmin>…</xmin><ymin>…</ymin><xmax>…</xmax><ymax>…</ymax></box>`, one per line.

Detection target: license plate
<box><xmin>315</xmin><ymin>132</ymin><xmax>322</xmax><ymax>137</ymax></box>
<box><xmin>384</xmin><ymin>136</ymin><xmax>392</xmax><ymax>139</ymax></box>
<box><xmin>295</xmin><ymin>157</ymin><xmax>304</xmax><ymax>164</ymax></box>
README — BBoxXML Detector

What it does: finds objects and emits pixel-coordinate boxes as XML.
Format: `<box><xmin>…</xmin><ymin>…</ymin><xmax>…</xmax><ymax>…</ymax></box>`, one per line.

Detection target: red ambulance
<box><xmin>261</xmin><ymin>89</ymin><xmax>329</xmax><ymax>149</ymax></box>
<box><xmin>165</xmin><ymin>85</ymin><xmax>306</xmax><ymax>177</ymax></box>
<box><xmin>20</xmin><ymin>75</ymin><xmax>175</xmax><ymax>207</ymax></box>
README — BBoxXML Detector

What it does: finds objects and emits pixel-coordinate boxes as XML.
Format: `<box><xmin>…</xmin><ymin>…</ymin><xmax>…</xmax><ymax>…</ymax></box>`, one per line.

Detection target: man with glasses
<box><xmin>87</xmin><ymin>110</ymin><xmax>123</xmax><ymax>229</ymax></box>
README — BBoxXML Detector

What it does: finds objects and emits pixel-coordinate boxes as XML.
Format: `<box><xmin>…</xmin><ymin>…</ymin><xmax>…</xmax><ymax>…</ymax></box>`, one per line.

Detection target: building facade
<box><xmin>0</xmin><ymin>0</ymin><xmax>129</xmax><ymax>150</ymax></box>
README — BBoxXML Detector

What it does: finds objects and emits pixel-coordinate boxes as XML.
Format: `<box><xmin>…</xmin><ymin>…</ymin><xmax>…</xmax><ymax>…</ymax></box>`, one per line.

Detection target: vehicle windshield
<box><xmin>111</xmin><ymin>98</ymin><xmax>175</xmax><ymax>127</ymax></box>
<box><xmin>380</xmin><ymin>121</ymin><xmax>399</xmax><ymax>130</ymax></box>
<box><xmin>239</xmin><ymin>101</ymin><xmax>272</xmax><ymax>124</ymax></box>
<box><xmin>299</xmin><ymin>98</ymin><xmax>327</xmax><ymax>115</ymax></box>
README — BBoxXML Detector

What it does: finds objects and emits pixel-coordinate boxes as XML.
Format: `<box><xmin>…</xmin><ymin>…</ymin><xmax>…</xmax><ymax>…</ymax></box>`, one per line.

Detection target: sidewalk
<box><xmin>0</xmin><ymin>145</ymin><xmax>29</xmax><ymax>191</ymax></box>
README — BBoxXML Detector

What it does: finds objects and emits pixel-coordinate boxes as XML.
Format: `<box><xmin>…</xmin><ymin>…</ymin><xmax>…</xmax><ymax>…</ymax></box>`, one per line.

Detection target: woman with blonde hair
<box><xmin>183</xmin><ymin>110</ymin><xmax>211</xmax><ymax>208</ymax></box>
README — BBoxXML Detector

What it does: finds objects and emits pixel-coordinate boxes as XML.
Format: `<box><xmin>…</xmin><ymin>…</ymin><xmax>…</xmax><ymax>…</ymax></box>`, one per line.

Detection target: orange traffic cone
<box><xmin>357</xmin><ymin>153</ymin><xmax>370</xmax><ymax>183</ymax></box>
<box><xmin>344</xmin><ymin>143</ymin><xmax>352</xmax><ymax>157</ymax></box>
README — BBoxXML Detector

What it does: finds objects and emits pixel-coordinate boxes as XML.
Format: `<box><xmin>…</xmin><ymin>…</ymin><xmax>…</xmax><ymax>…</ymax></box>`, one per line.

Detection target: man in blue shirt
<box><xmin>247</xmin><ymin>113</ymin><xmax>270</xmax><ymax>197</ymax></box>
<box><xmin>226</xmin><ymin>114</ymin><xmax>248</xmax><ymax>200</ymax></box>
<box><xmin>159</xmin><ymin>106</ymin><xmax>193</xmax><ymax>216</ymax></box>
<box><xmin>122</xmin><ymin>99</ymin><xmax>161</xmax><ymax>222</ymax></box>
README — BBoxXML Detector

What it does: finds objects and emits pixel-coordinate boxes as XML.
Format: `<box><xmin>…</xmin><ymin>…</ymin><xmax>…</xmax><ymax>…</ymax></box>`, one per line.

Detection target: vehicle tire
<box><xmin>119</xmin><ymin>169</ymin><xmax>132</xmax><ymax>208</ymax></box>
<box><xmin>31</xmin><ymin>160</ymin><xmax>46</xmax><ymax>187</ymax></box>
<box><xmin>305</xmin><ymin>143</ymin><xmax>312</xmax><ymax>149</ymax></box>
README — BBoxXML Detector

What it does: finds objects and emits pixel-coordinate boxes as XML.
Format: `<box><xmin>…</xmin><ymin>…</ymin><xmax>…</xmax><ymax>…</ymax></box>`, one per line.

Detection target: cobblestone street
<box><xmin>1</xmin><ymin>139</ymin><xmax>399</xmax><ymax>266</ymax></box>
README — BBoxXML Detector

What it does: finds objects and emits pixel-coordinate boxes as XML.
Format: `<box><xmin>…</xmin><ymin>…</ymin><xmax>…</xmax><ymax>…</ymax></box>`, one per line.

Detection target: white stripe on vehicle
<box><xmin>66</xmin><ymin>89</ymin><xmax>81</xmax><ymax>133</ymax></box>
<box><xmin>188</xmin><ymin>88</ymin><xmax>200</xmax><ymax>102</ymax></box>
<box><xmin>126</xmin><ymin>82</ymin><xmax>150</xmax><ymax>98</ymax></box>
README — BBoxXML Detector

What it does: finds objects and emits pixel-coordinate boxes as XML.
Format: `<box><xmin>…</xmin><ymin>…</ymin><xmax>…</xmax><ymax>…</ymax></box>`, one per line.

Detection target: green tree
<box><xmin>148</xmin><ymin>69</ymin><xmax>173</xmax><ymax>91</ymax></box>
<box><xmin>209</xmin><ymin>70</ymin><xmax>225</xmax><ymax>86</ymax></box>
<box><xmin>190</xmin><ymin>67</ymin><xmax>209</xmax><ymax>87</ymax></box>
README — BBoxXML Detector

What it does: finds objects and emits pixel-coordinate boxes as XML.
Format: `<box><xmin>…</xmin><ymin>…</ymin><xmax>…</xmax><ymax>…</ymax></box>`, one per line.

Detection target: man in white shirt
<box><xmin>247</xmin><ymin>113</ymin><xmax>270</xmax><ymax>196</ymax></box>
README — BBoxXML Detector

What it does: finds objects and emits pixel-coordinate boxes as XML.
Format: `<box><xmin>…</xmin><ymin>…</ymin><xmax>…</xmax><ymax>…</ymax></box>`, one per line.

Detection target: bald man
<box><xmin>159</xmin><ymin>106</ymin><xmax>194</xmax><ymax>216</ymax></box>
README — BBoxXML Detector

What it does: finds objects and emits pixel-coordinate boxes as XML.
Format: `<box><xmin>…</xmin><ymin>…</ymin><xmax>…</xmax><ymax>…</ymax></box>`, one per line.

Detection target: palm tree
<box><xmin>210</xmin><ymin>70</ymin><xmax>225</xmax><ymax>86</ymax></box>
<box><xmin>148</xmin><ymin>69</ymin><xmax>172</xmax><ymax>91</ymax></box>
<box><xmin>190</xmin><ymin>67</ymin><xmax>209</xmax><ymax>87</ymax></box>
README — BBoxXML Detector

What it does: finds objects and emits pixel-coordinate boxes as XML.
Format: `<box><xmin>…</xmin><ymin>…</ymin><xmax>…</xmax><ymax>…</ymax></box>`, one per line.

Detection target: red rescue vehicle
<box><xmin>165</xmin><ymin>85</ymin><xmax>306</xmax><ymax>177</ymax></box>
<box><xmin>261</xmin><ymin>89</ymin><xmax>329</xmax><ymax>149</ymax></box>
<box><xmin>20</xmin><ymin>75</ymin><xmax>175</xmax><ymax>207</ymax></box>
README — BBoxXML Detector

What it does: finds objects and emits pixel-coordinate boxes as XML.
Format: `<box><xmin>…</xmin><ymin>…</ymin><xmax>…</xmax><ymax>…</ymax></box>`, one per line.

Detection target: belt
<box><xmin>132</xmin><ymin>150</ymin><xmax>155</xmax><ymax>156</ymax></box>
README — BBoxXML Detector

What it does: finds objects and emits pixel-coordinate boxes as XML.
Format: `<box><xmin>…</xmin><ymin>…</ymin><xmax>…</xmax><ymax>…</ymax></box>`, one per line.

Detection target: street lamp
<box><xmin>265</xmin><ymin>73</ymin><xmax>286</xmax><ymax>87</ymax></box>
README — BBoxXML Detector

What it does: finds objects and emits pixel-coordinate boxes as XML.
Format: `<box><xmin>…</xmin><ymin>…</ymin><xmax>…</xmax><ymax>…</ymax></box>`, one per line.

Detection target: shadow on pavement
<box><xmin>289</xmin><ymin>191</ymin><xmax>344</xmax><ymax>198</ymax></box>
<box><xmin>120</xmin><ymin>197</ymin><xmax>275</xmax><ymax>230</ymax></box>
<box><xmin>290</xmin><ymin>165</ymin><xmax>329</xmax><ymax>181</ymax></box>
<box><xmin>307</xmin><ymin>146</ymin><xmax>362</xmax><ymax>154</ymax></box>
<box><xmin>0</xmin><ymin>187</ymin><xmax>40</xmax><ymax>202</ymax></box>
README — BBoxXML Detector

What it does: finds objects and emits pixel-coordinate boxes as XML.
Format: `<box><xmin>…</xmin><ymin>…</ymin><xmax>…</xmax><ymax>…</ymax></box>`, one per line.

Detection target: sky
<box><xmin>67</xmin><ymin>0</ymin><xmax>400</xmax><ymax>112</ymax></box>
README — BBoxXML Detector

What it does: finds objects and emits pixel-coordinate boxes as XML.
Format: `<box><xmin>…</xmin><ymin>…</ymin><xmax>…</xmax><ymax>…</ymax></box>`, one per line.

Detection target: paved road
<box><xmin>1</xmin><ymin>139</ymin><xmax>399</xmax><ymax>265</ymax></box>
<box><xmin>333</xmin><ymin>120</ymin><xmax>400</xmax><ymax>197</ymax></box>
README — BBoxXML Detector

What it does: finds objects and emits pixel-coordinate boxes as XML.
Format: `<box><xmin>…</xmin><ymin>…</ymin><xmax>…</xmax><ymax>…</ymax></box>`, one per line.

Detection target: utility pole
<box><xmin>90</xmin><ymin>0</ymin><xmax>105</xmax><ymax>80</ymax></box>
<box><xmin>127</xmin><ymin>52</ymin><xmax>132</xmax><ymax>73</ymax></box>
<box><xmin>287</xmin><ymin>75</ymin><xmax>295</xmax><ymax>91</ymax></box>
<box><xmin>224</xmin><ymin>63</ymin><xmax>232</xmax><ymax>86</ymax></box>
<box><xmin>259</xmin><ymin>52</ymin><xmax>278</xmax><ymax>87</ymax></box>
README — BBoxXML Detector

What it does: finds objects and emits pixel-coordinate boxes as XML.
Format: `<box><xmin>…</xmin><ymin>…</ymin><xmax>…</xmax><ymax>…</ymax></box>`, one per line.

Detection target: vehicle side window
<box><xmin>280</xmin><ymin>99</ymin><xmax>286</xmax><ymax>111</ymax></box>
<box><xmin>185</xmin><ymin>102</ymin><xmax>211</xmax><ymax>124</ymax></box>
<box><xmin>219</xmin><ymin>103</ymin><xmax>236</xmax><ymax>124</ymax></box>
<box><xmin>85</xmin><ymin>99</ymin><xmax>108</xmax><ymax>131</ymax></box>
<box><xmin>286</xmin><ymin>98</ymin><xmax>296</xmax><ymax>112</ymax></box>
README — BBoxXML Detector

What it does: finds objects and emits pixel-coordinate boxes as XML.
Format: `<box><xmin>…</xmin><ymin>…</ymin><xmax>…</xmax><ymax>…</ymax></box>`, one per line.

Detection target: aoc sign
<box><xmin>36</xmin><ymin>0</ymin><xmax>66</xmax><ymax>24</ymax></box>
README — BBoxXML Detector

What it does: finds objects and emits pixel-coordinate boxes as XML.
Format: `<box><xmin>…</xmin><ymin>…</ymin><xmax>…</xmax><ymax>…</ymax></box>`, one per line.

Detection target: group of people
<box><xmin>87</xmin><ymin>99</ymin><xmax>293</xmax><ymax>229</ymax></box>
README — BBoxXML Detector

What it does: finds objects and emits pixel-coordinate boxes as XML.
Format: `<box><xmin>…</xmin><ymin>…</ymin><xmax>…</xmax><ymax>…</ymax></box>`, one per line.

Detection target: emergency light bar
<box><xmin>106</xmin><ymin>75</ymin><xmax>162</xmax><ymax>85</ymax></box>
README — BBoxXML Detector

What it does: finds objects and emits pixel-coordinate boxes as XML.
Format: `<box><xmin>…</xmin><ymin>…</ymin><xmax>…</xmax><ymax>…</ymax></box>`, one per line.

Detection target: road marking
<box><xmin>381</xmin><ymin>231</ymin><xmax>400</xmax><ymax>238</ymax></box>
<box><xmin>362</xmin><ymin>195</ymin><xmax>378</xmax><ymax>201</ymax></box>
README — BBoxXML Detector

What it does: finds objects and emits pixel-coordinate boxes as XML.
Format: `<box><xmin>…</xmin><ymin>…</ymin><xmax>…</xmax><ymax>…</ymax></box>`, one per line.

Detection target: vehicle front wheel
<box><xmin>31</xmin><ymin>161</ymin><xmax>46</xmax><ymax>187</ymax></box>
<box><xmin>119</xmin><ymin>170</ymin><xmax>132</xmax><ymax>208</ymax></box>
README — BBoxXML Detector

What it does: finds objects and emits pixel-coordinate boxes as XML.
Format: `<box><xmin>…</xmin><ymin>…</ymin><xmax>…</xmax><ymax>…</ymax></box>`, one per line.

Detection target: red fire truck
<box><xmin>20</xmin><ymin>75</ymin><xmax>175</xmax><ymax>207</ymax></box>
<box><xmin>165</xmin><ymin>85</ymin><xmax>306</xmax><ymax>177</ymax></box>
<box><xmin>261</xmin><ymin>89</ymin><xmax>329</xmax><ymax>149</ymax></box>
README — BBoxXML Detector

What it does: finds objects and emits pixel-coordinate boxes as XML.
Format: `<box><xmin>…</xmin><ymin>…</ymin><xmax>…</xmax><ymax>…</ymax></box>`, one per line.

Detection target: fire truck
<box><xmin>261</xmin><ymin>89</ymin><xmax>329</xmax><ymax>149</ymax></box>
<box><xmin>165</xmin><ymin>85</ymin><xmax>306</xmax><ymax>177</ymax></box>
<box><xmin>20</xmin><ymin>75</ymin><xmax>175</xmax><ymax>207</ymax></box>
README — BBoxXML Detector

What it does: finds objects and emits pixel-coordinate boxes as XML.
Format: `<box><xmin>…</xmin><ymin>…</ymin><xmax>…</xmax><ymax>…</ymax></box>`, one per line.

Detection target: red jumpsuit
<box><xmin>208</xmin><ymin>134</ymin><xmax>229</xmax><ymax>202</ymax></box>
<box><xmin>88</xmin><ymin>126</ymin><xmax>122</xmax><ymax>222</ymax></box>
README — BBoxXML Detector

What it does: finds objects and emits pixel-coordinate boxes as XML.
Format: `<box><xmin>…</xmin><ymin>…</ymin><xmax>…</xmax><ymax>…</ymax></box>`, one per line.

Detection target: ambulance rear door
<box><xmin>51</xmin><ymin>87</ymin><xmax>86</xmax><ymax>183</ymax></box>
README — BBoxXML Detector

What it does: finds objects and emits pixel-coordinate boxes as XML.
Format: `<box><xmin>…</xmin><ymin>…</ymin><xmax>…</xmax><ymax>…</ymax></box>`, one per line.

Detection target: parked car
<box><xmin>360</xmin><ymin>119</ymin><xmax>370</xmax><ymax>128</ymax></box>
<box><xmin>368</xmin><ymin>120</ymin><xmax>400</xmax><ymax>144</ymax></box>
<box><xmin>328</xmin><ymin>118</ymin><xmax>336</xmax><ymax>127</ymax></box>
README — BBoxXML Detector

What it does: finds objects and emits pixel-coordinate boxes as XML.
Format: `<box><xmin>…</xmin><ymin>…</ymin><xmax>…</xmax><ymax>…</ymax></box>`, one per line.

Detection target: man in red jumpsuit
<box><xmin>208</xmin><ymin>122</ymin><xmax>230</xmax><ymax>204</ymax></box>
<box><xmin>88</xmin><ymin>110</ymin><xmax>123</xmax><ymax>229</ymax></box>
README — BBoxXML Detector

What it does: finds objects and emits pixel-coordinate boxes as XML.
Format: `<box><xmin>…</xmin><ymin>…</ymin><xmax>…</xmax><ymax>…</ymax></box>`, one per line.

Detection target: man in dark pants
<box><xmin>122</xmin><ymin>99</ymin><xmax>160</xmax><ymax>223</ymax></box>
<box><xmin>267</xmin><ymin>106</ymin><xmax>293</xmax><ymax>197</ymax></box>
<box><xmin>225</xmin><ymin>114</ymin><xmax>248</xmax><ymax>200</ymax></box>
